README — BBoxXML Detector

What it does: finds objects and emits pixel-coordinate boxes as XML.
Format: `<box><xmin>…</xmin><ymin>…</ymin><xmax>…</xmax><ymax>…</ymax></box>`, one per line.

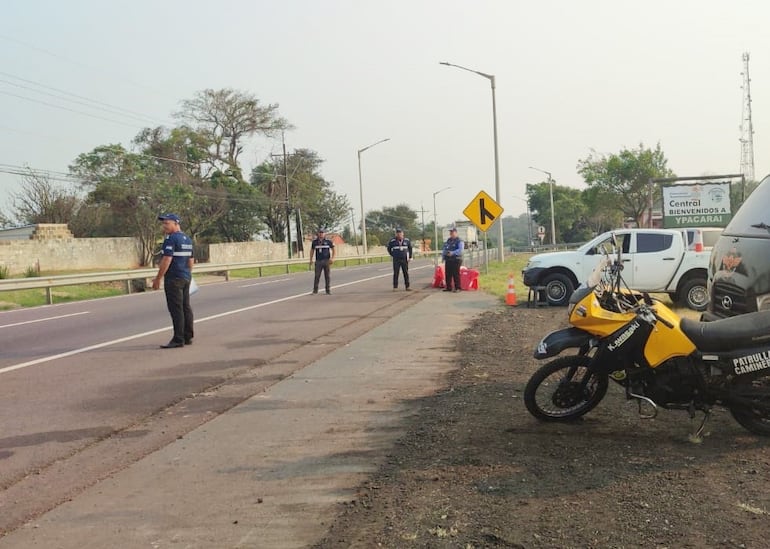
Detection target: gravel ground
<box><xmin>314</xmin><ymin>305</ymin><xmax>770</xmax><ymax>549</ymax></box>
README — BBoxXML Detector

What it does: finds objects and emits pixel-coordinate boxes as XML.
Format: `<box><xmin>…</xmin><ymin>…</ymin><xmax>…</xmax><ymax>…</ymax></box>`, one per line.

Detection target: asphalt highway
<box><xmin>0</xmin><ymin>259</ymin><xmax>438</xmax><ymax>536</ymax></box>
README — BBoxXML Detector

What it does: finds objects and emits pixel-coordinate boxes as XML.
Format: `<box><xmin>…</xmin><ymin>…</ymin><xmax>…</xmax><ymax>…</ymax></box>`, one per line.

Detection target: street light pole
<box><xmin>433</xmin><ymin>186</ymin><xmax>451</xmax><ymax>266</ymax></box>
<box><xmin>440</xmin><ymin>61</ymin><xmax>504</xmax><ymax>262</ymax></box>
<box><xmin>528</xmin><ymin>166</ymin><xmax>557</xmax><ymax>246</ymax></box>
<box><xmin>357</xmin><ymin>137</ymin><xmax>390</xmax><ymax>257</ymax></box>
<box><xmin>349</xmin><ymin>207</ymin><xmax>359</xmax><ymax>255</ymax></box>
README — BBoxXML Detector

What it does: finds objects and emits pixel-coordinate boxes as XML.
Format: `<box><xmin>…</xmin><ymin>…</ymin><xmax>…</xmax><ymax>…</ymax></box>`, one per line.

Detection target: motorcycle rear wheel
<box><xmin>729</xmin><ymin>373</ymin><xmax>770</xmax><ymax>436</ymax></box>
<box><xmin>524</xmin><ymin>355</ymin><xmax>608</xmax><ymax>421</ymax></box>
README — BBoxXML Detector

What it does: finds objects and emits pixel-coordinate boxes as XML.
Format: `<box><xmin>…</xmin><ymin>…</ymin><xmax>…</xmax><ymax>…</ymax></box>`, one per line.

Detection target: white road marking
<box><xmin>0</xmin><ymin>311</ymin><xmax>89</xmax><ymax>329</ymax></box>
<box><xmin>0</xmin><ymin>269</ymin><xmax>433</xmax><ymax>375</ymax></box>
<box><xmin>239</xmin><ymin>278</ymin><xmax>292</xmax><ymax>288</ymax></box>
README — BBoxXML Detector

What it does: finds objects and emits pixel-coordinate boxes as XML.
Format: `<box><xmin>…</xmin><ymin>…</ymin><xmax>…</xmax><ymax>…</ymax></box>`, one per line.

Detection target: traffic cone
<box><xmin>693</xmin><ymin>230</ymin><xmax>704</xmax><ymax>252</ymax></box>
<box><xmin>506</xmin><ymin>274</ymin><xmax>518</xmax><ymax>306</ymax></box>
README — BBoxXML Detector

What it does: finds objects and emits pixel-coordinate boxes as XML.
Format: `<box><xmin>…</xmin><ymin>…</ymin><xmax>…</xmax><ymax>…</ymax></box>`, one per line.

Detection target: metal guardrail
<box><xmin>0</xmin><ymin>254</ymin><xmax>401</xmax><ymax>304</ymax></box>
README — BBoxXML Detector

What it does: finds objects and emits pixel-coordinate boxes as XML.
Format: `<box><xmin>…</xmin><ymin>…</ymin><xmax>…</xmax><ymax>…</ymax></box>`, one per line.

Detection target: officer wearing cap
<box><xmin>442</xmin><ymin>226</ymin><xmax>464</xmax><ymax>292</ymax></box>
<box><xmin>387</xmin><ymin>228</ymin><xmax>413</xmax><ymax>291</ymax></box>
<box><xmin>153</xmin><ymin>213</ymin><xmax>194</xmax><ymax>348</ymax></box>
<box><xmin>309</xmin><ymin>227</ymin><xmax>335</xmax><ymax>294</ymax></box>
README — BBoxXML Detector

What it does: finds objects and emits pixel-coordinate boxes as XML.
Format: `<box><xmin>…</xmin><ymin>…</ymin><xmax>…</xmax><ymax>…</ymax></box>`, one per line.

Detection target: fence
<box><xmin>0</xmin><ymin>254</ymin><xmax>398</xmax><ymax>305</ymax></box>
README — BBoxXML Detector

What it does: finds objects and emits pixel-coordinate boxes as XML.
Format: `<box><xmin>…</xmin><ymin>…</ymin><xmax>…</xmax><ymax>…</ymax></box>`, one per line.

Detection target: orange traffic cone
<box><xmin>506</xmin><ymin>274</ymin><xmax>518</xmax><ymax>306</ymax></box>
<box><xmin>693</xmin><ymin>230</ymin><xmax>704</xmax><ymax>252</ymax></box>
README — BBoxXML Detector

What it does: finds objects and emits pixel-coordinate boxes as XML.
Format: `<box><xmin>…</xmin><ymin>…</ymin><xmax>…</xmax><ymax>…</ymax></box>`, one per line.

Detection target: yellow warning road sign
<box><xmin>463</xmin><ymin>190</ymin><xmax>504</xmax><ymax>232</ymax></box>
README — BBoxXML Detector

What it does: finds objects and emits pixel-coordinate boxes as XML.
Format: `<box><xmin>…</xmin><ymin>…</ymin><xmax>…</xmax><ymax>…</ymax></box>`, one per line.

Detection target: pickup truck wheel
<box><xmin>542</xmin><ymin>274</ymin><xmax>575</xmax><ymax>306</ymax></box>
<box><xmin>679</xmin><ymin>277</ymin><xmax>708</xmax><ymax>311</ymax></box>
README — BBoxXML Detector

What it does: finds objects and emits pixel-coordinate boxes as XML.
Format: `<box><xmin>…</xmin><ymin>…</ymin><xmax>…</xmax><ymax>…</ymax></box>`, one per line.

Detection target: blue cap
<box><xmin>158</xmin><ymin>213</ymin><xmax>181</xmax><ymax>222</ymax></box>
<box><xmin>395</xmin><ymin>227</ymin><xmax>403</xmax><ymax>233</ymax></box>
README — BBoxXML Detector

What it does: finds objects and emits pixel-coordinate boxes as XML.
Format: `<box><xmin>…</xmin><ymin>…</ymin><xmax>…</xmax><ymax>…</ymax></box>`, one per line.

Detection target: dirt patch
<box><xmin>314</xmin><ymin>305</ymin><xmax>770</xmax><ymax>548</ymax></box>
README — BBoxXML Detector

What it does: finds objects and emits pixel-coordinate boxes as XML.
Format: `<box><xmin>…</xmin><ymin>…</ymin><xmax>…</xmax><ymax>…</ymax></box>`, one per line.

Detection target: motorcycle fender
<box><xmin>534</xmin><ymin>327</ymin><xmax>592</xmax><ymax>359</ymax></box>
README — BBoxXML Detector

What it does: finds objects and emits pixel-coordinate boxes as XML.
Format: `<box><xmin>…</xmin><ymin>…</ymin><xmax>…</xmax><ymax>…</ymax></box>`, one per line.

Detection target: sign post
<box><xmin>463</xmin><ymin>190</ymin><xmax>504</xmax><ymax>272</ymax></box>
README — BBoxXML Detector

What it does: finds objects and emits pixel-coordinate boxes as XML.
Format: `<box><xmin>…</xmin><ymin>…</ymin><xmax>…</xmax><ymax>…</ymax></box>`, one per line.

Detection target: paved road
<box><xmin>0</xmin><ymin>259</ymin><xmax>496</xmax><ymax>545</ymax></box>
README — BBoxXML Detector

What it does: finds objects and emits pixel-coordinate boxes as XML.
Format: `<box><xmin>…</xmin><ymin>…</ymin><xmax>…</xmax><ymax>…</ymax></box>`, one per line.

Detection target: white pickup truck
<box><xmin>521</xmin><ymin>228</ymin><xmax>711</xmax><ymax>310</ymax></box>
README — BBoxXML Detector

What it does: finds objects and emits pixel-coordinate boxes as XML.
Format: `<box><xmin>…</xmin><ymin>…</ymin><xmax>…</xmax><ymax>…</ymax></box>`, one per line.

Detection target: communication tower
<box><xmin>740</xmin><ymin>52</ymin><xmax>755</xmax><ymax>181</ymax></box>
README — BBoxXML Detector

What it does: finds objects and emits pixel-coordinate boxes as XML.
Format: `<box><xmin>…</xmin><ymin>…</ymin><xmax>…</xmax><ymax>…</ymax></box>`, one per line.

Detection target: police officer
<box><xmin>309</xmin><ymin>228</ymin><xmax>335</xmax><ymax>294</ymax></box>
<box><xmin>442</xmin><ymin>226</ymin><xmax>464</xmax><ymax>292</ymax></box>
<box><xmin>387</xmin><ymin>228</ymin><xmax>413</xmax><ymax>291</ymax></box>
<box><xmin>152</xmin><ymin>213</ymin><xmax>194</xmax><ymax>347</ymax></box>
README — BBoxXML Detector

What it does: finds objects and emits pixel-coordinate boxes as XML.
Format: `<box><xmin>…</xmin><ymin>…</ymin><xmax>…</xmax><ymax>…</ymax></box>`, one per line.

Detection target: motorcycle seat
<box><xmin>680</xmin><ymin>311</ymin><xmax>770</xmax><ymax>352</ymax></box>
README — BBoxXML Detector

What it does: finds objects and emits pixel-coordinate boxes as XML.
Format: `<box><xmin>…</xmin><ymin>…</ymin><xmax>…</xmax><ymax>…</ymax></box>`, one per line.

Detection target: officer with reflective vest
<box><xmin>387</xmin><ymin>228</ymin><xmax>413</xmax><ymax>291</ymax></box>
<box><xmin>442</xmin><ymin>226</ymin><xmax>464</xmax><ymax>292</ymax></box>
<box><xmin>309</xmin><ymin>228</ymin><xmax>335</xmax><ymax>294</ymax></box>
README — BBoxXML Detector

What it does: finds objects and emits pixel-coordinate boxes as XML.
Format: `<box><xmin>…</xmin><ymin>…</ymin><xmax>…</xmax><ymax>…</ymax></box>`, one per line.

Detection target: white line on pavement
<box><xmin>0</xmin><ymin>311</ymin><xmax>90</xmax><ymax>329</ymax></box>
<box><xmin>0</xmin><ymin>271</ymin><xmax>411</xmax><ymax>375</ymax></box>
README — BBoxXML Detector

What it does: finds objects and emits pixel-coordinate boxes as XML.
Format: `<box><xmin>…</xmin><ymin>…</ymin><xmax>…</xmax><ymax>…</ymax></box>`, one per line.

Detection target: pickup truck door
<box><xmin>580</xmin><ymin>232</ymin><xmax>632</xmax><ymax>284</ymax></box>
<box><xmin>628</xmin><ymin>231</ymin><xmax>684</xmax><ymax>289</ymax></box>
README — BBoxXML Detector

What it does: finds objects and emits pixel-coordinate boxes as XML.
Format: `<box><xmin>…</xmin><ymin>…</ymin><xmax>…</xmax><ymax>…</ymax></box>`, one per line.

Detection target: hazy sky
<box><xmin>1</xmin><ymin>0</ymin><xmax>768</xmax><ymax>229</ymax></box>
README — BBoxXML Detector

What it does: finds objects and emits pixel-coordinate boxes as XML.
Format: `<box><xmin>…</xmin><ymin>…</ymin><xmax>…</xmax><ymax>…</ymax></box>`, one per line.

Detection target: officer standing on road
<box><xmin>152</xmin><ymin>213</ymin><xmax>194</xmax><ymax>348</ymax></box>
<box><xmin>442</xmin><ymin>226</ymin><xmax>464</xmax><ymax>292</ymax></box>
<box><xmin>387</xmin><ymin>228</ymin><xmax>413</xmax><ymax>291</ymax></box>
<box><xmin>310</xmin><ymin>228</ymin><xmax>335</xmax><ymax>294</ymax></box>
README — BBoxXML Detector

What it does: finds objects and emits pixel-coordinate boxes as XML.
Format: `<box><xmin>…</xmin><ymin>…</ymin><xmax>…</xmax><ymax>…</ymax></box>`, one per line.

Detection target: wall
<box><xmin>0</xmin><ymin>228</ymin><xmax>390</xmax><ymax>275</ymax></box>
<box><xmin>0</xmin><ymin>238</ymin><xmax>142</xmax><ymax>275</ymax></box>
<box><xmin>207</xmin><ymin>239</ymin><xmax>387</xmax><ymax>264</ymax></box>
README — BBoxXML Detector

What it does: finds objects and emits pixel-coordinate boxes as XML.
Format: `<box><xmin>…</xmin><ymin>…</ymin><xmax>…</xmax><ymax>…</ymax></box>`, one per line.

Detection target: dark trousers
<box><xmin>392</xmin><ymin>258</ymin><xmax>410</xmax><ymax>288</ymax></box>
<box><xmin>314</xmin><ymin>259</ymin><xmax>331</xmax><ymax>291</ymax></box>
<box><xmin>445</xmin><ymin>259</ymin><xmax>462</xmax><ymax>290</ymax></box>
<box><xmin>164</xmin><ymin>277</ymin><xmax>193</xmax><ymax>343</ymax></box>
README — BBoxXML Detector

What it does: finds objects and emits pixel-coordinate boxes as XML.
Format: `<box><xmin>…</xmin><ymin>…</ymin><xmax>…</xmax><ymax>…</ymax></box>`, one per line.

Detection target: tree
<box><xmin>10</xmin><ymin>169</ymin><xmax>82</xmax><ymax>226</ymax></box>
<box><xmin>250</xmin><ymin>149</ymin><xmax>349</xmax><ymax>243</ymax></box>
<box><xmin>69</xmin><ymin>144</ymin><xmax>168</xmax><ymax>265</ymax></box>
<box><xmin>577</xmin><ymin>143</ymin><xmax>675</xmax><ymax>227</ymax></box>
<box><xmin>526</xmin><ymin>182</ymin><xmax>588</xmax><ymax>243</ymax></box>
<box><xmin>365</xmin><ymin>204</ymin><xmax>419</xmax><ymax>246</ymax></box>
<box><xmin>175</xmin><ymin>88</ymin><xmax>290</xmax><ymax>179</ymax></box>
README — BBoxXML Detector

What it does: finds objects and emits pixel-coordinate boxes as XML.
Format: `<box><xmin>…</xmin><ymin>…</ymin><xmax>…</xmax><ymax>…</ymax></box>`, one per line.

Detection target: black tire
<box><xmin>729</xmin><ymin>373</ymin><xmax>770</xmax><ymax>436</ymax></box>
<box><xmin>542</xmin><ymin>273</ymin><xmax>575</xmax><ymax>306</ymax></box>
<box><xmin>524</xmin><ymin>355</ymin><xmax>609</xmax><ymax>421</ymax></box>
<box><xmin>678</xmin><ymin>276</ymin><xmax>708</xmax><ymax>311</ymax></box>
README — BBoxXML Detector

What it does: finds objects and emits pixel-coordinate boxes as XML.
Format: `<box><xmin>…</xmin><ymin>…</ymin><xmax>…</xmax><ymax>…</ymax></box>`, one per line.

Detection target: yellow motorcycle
<box><xmin>524</xmin><ymin>236</ymin><xmax>770</xmax><ymax>439</ymax></box>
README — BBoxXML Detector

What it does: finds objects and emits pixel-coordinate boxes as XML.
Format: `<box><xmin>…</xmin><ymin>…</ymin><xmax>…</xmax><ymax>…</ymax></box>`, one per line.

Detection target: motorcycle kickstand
<box><xmin>688</xmin><ymin>406</ymin><xmax>712</xmax><ymax>444</ymax></box>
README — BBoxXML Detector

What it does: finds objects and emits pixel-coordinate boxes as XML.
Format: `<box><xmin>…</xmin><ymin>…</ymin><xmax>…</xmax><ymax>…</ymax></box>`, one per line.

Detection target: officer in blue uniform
<box><xmin>152</xmin><ymin>213</ymin><xmax>194</xmax><ymax>348</ymax></box>
<box><xmin>387</xmin><ymin>228</ymin><xmax>413</xmax><ymax>291</ymax></box>
<box><xmin>442</xmin><ymin>226</ymin><xmax>464</xmax><ymax>292</ymax></box>
<box><xmin>309</xmin><ymin>228</ymin><xmax>335</xmax><ymax>294</ymax></box>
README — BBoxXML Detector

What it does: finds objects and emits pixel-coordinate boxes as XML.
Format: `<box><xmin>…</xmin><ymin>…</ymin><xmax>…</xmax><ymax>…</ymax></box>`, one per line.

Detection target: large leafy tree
<box><xmin>250</xmin><ymin>149</ymin><xmax>349</xmax><ymax>243</ymax></box>
<box><xmin>526</xmin><ymin>182</ymin><xmax>589</xmax><ymax>243</ymax></box>
<box><xmin>175</xmin><ymin>88</ymin><xmax>290</xmax><ymax>179</ymax></box>
<box><xmin>69</xmin><ymin>144</ymin><xmax>169</xmax><ymax>265</ymax></box>
<box><xmin>365</xmin><ymin>204</ymin><xmax>419</xmax><ymax>246</ymax></box>
<box><xmin>577</xmin><ymin>143</ymin><xmax>675</xmax><ymax>227</ymax></box>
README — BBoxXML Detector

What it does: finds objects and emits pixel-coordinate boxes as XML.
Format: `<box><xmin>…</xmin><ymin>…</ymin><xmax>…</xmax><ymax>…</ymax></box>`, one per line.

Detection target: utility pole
<box><xmin>418</xmin><ymin>203</ymin><xmax>429</xmax><ymax>251</ymax></box>
<box><xmin>282</xmin><ymin>137</ymin><xmax>291</xmax><ymax>258</ymax></box>
<box><xmin>349</xmin><ymin>207</ymin><xmax>359</xmax><ymax>255</ymax></box>
<box><xmin>740</xmin><ymin>52</ymin><xmax>755</xmax><ymax>182</ymax></box>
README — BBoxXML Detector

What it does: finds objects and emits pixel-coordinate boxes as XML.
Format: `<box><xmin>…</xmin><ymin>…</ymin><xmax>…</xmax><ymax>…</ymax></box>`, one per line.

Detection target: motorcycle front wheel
<box><xmin>524</xmin><ymin>355</ymin><xmax>608</xmax><ymax>421</ymax></box>
<box><xmin>729</xmin><ymin>373</ymin><xmax>770</xmax><ymax>436</ymax></box>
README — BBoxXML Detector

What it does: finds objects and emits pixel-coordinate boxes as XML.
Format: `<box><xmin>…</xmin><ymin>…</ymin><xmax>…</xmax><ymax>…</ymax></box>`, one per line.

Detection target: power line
<box><xmin>0</xmin><ymin>89</ymin><xmax>146</xmax><ymax>129</ymax></box>
<box><xmin>0</xmin><ymin>73</ymin><xmax>168</xmax><ymax>126</ymax></box>
<box><xmin>0</xmin><ymin>33</ymin><xmax>167</xmax><ymax>96</ymax></box>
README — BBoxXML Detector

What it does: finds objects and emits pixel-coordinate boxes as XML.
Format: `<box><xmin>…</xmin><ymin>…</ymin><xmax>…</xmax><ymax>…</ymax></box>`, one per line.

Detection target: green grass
<box><xmin>0</xmin><ymin>282</ymin><xmax>126</xmax><ymax>310</ymax></box>
<box><xmin>477</xmin><ymin>253</ymin><xmax>533</xmax><ymax>302</ymax></box>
